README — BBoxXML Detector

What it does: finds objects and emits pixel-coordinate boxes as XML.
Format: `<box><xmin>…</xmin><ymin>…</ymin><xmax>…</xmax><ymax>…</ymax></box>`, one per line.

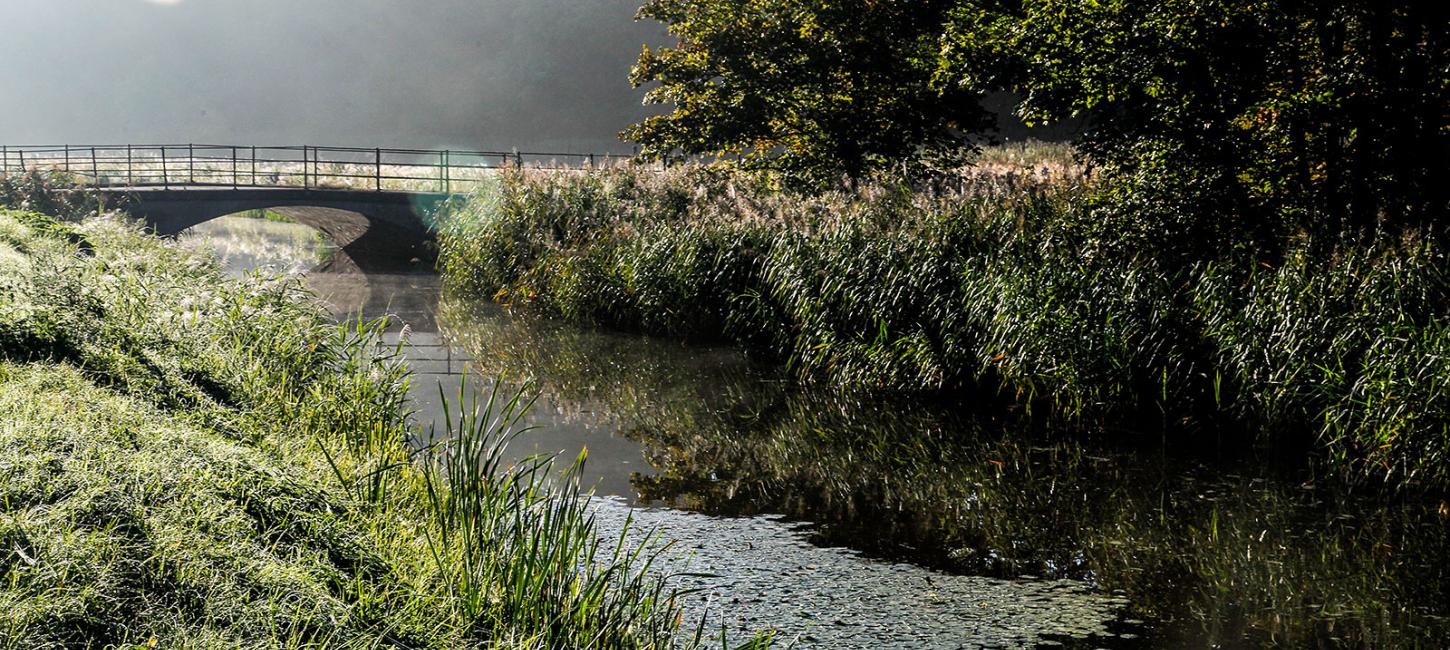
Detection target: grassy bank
<box><xmin>436</xmin><ymin>160</ymin><xmax>1450</xmax><ymax>489</ymax></box>
<box><xmin>0</xmin><ymin>205</ymin><xmax>712</xmax><ymax>647</ymax></box>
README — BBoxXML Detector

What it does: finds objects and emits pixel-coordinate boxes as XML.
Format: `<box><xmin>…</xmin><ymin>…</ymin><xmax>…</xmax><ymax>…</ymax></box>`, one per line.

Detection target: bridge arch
<box><xmin>105</xmin><ymin>188</ymin><xmax>451</xmax><ymax>272</ymax></box>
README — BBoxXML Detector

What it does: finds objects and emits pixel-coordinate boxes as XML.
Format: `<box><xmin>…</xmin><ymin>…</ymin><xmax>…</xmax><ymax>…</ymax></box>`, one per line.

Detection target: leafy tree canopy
<box><xmin>622</xmin><ymin>0</ymin><xmax>995</xmax><ymax>184</ymax></box>
<box><xmin>992</xmin><ymin>0</ymin><xmax>1450</xmax><ymax>242</ymax></box>
<box><xmin>628</xmin><ymin>0</ymin><xmax>1450</xmax><ymax>242</ymax></box>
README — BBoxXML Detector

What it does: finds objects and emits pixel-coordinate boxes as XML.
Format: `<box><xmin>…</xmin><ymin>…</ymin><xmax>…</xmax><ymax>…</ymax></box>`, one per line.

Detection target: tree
<box><xmin>940</xmin><ymin>0</ymin><xmax>1450</xmax><ymax>244</ymax></box>
<box><xmin>628</xmin><ymin>0</ymin><xmax>1450</xmax><ymax>242</ymax></box>
<box><xmin>623</xmin><ymin>0</ymin><xmax>996</xmax><ymax>184</ymax></box>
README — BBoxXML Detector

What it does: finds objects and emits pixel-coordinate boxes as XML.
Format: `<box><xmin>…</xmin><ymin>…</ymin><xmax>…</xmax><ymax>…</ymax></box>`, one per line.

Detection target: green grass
<box><xmin>435</xmin><ymin>158</ymin><xmax>1450</xmax><ymax>490</ymax></box>
<box><xmin>0</xmin><ymin>206</ymin><xmax>749</xmax><ymax>648</ymax></box>
<box><xmin>234</xmin><ymin>208</ymin><xmax>301</xmax><ymax>224</ymax></box>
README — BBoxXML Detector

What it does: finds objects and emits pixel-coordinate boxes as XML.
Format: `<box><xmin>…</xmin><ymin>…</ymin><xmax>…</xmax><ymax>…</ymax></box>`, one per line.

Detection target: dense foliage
<box><xmin>624</xmin><ymin>0</ymin><xmax>994</xmax><ymax>183</ymax></box>
<box><xmin>631</xmin><ymin>0</ymin><xmax>1450</xmax><ymax>242</ymax></box>
<box><xmin>993</xmin><ymin>0</ymin><xmax>1450</xmax><ymax>245</ymax></box>
<box><xmin>0</xmin><ymin>170</ymin><xmax>110</xmax><ymax>222</ymax></box>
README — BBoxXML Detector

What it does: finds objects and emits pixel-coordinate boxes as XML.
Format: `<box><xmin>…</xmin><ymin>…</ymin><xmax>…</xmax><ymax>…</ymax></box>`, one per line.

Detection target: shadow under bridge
<box><xmin>107</xmin><ymin>187</ymin><xmax>454</xmax><ymax>273</ymax></box>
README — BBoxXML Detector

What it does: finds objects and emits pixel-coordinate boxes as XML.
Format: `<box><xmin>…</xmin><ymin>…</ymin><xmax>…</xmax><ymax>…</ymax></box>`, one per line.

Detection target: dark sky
<box><xmin>0</xmin><ymin>0</ymin><xmax>667</xmax><ymax>154</ymax></box>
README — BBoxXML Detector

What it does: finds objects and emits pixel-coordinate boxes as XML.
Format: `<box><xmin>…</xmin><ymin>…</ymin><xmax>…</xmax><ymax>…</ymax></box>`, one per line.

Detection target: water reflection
<box><xmin>299</xmin><ymin>277</ymin><xmax>1138</xmax><ymax>647</ymax></box>
<box><xmin>437</xmin><ymin>295</ymin><xmax>1450</xmax><ymax>648</ymax></box>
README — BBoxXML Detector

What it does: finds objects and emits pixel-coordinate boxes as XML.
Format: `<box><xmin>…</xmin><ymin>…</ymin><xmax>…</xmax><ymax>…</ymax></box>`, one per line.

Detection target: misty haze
<box><xmin>2</xmin><ymin>0</ymin><xmax>663</xmax><ymax>152</ymax></box>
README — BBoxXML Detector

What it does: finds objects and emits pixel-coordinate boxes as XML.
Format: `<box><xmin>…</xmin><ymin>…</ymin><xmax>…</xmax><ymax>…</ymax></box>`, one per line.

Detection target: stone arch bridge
<box><xmin>2</xmin><ymin>144</ymin><xmax>606</xmax><ymax>271</ymax></box>
<box><xmin>102</xmin><ymin>187</ymin><xmax>452</xmax><ymax>272</ymax></box>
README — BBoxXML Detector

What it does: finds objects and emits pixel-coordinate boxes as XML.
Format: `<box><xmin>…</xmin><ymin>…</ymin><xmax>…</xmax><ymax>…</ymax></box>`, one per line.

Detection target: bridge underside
<box><xmin>105</xmin><ymin>188</ymin><xmax>451</xmax><ymax>273</ymax></box>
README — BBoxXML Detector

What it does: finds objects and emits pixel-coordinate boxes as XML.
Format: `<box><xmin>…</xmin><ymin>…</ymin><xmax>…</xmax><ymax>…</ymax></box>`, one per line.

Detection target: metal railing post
<box><xmin>188</xmin><ymin>144</ymin><xmax>195</xmax><ymax>184</ymax></box>
<box><xmin>64</xmin><ymin>145</ymin><xmax>71</xmax><ymax>173</ymax></box>
<box><xmin>232</xmin><ymin>146</ymin><xmax>238</xmax><ymax>189</ymax></box>
<box><xmin>17</xmin><ymin>150</ymin><xmax>24</xmax><ymax>173</ymax></box>
<box><xmin>126</xmin><ymin>145</ymin><xmax>133</xmax><ymax>187</ymax></box>
<box><xmin>375</xmin><ymin>148</ymin><xmax>382</xmax><ymax>191</ymax></box>
<box><xmin>438</xmin><ymin>151</ymin><xmax>446</xmax><ymax>193</ymax></box>
<box><xmin>444</xmin><ymin>150</ymin><xmax>451</xmax><ymax>194</ymax></box>
<box><xmin>251</xmin><ymin>146</ymin><xmax>257</xmax><ymax>185</ymax></box>
<box><xmin>91</xmin><ymin>147</ymin><xmax>99</xmax><ymax>187</ymax></box>
<box><xmin>160</xmin><ymin>146</ymin><xmax>169</xmax><ymax>189</ymax></box>
<box><xmin>303</xmin><ymin>146</ymin><xmax>310</xmax><ymax>189</ymax></box>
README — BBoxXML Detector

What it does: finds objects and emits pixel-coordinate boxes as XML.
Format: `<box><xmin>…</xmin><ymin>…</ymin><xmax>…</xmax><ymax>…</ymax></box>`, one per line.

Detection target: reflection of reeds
<box><xmin>436</xmin><ymin>291</ymin><xmax>1450</xmax><ymax>648</ymax></box>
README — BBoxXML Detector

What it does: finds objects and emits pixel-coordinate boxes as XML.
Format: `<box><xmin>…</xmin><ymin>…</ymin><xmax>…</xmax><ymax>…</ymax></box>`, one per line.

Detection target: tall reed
<box><xmin>436</xmin><ymin>160</ymin><xmax>1450</xmax><ymax>489</ymax></box>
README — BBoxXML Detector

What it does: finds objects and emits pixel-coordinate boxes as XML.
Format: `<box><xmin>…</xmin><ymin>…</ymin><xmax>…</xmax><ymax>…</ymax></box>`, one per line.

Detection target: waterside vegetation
<box><xmin>436</xmin><ymin>295</ymin><xmax>1450</xmax><ymax>647</ymax></box>
<box><xmin>0</xmin><ymin>203</ymin><xmax>739</xmax><ymax>648</ymax></box>
<box><xmin>179</xmin><ymin>213</ymin><xmax>337</xmax><ymax>276</ymax></box>
<box><xmin>436</xmin><ymin>0</ymin><xmax>1450</xmax><ymax>495</ymax></box>
<box><xmin>436</xmin><ymin>157</ymin><xmax>1450</xmax><ymax>492</ymax></box>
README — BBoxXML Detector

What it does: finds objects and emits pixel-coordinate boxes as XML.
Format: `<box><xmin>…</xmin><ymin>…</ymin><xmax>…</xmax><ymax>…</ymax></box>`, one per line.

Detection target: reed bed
<box><xmin>0</xmin><ymin>201</ymin><xmax>744</xmax><ymax>647</ymax></box>
<box><xmin>178</xmin><ymin>214</ymin><xmax>336</xmax><ymax>275</ymax></box>
<box><xmin>436</xmin><ymin>153</ymin><xmax>1450</xmax><ymax>490</ymax></box>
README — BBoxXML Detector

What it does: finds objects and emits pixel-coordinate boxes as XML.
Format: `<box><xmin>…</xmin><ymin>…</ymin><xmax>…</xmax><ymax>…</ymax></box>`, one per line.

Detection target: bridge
<box><xmin>0</xmin><ymin>144</ymin><xmax>619</xmax><ymax>270</ymax></box>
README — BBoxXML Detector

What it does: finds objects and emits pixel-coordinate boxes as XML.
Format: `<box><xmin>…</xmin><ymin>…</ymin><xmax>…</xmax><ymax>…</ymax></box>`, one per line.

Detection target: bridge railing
<box><xmin>0</xmin><ymin>144</ymin><xmax>631</xmax><ymax>193</ymax></box>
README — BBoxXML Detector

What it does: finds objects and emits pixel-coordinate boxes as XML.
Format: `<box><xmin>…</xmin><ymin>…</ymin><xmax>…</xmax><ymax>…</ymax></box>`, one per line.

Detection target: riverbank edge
<box><xmin>435</xmin><ymin>163</ymin><xmax>1450</xmax><ymax>491</ymax></box>
<box><xmin>0</xmin><ymin>206</ymin><xmax>713</xmax><ymax>648</ymax></box>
